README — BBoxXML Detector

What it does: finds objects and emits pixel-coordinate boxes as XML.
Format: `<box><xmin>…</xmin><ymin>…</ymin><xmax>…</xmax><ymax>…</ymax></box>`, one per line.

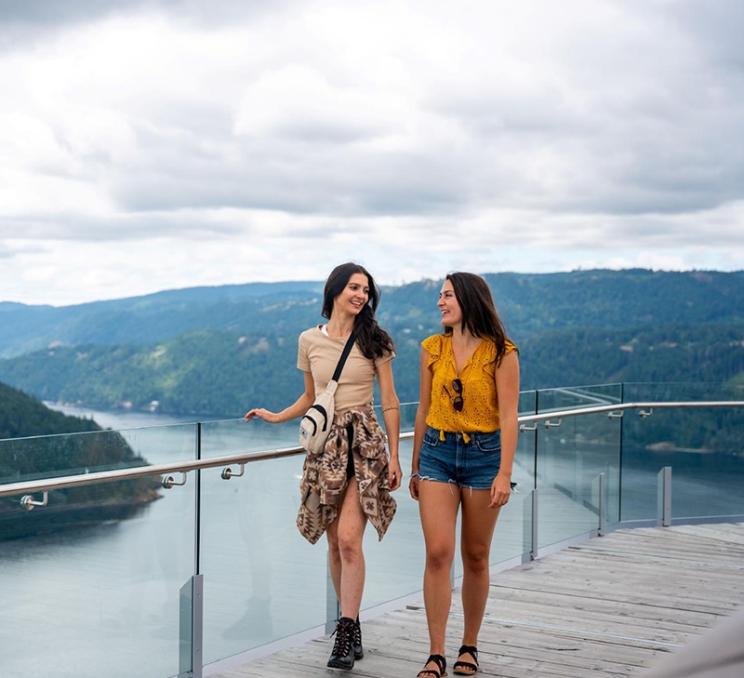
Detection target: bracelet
<box><xmin>410</xmin><ymin>472</ymin><xmax>421</xmax><ymax>480</ymax></box>
<box><xmin>382</xmin><ymin>405</ymin><xmax>400</xmax><ymax>412</ymax></box>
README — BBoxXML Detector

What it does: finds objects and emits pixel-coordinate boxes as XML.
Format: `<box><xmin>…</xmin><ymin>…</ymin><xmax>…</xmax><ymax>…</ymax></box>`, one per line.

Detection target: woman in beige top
<box><xmin>245</xmin><ymin>262</ymin><xmax>402</xmax><ymax>671</ymax></box>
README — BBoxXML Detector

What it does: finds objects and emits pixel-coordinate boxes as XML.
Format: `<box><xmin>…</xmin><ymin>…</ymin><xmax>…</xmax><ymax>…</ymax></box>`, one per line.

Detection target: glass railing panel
<box><xmin>400</xmin><ymin>399</ymin><xmax>418</xmax><ymax>432</ymax></box>
<box><xmin>199</xmin><ymin>417</ymin><xmax>316</xmax><ymax>665</ymax></box>
<box><xmin>535</xmin><ymin>410</ymin><xmax>621</xmax><ymax>549</ymax></box>
<box><xmin>363</xmin><ymin>427</ymin><xmax>425</xmax><ymax>608</ymax></box>
<box><xmin>620</xmin><ymin>405</ymin><xmax>744</xmax><ymax>521</ymax></box>
<box><xmin>200</xmin><ymin>417</ymin><xmax>299</xmax><ymax>458</ymax></box>
<box><xmin>489</xmin><ymin>419</ymin><xmax>536</xmax><ymax>565</ymax></box>
<box><xmin>622</xmin><ymin>381</ymin><xmax>744</xmax><ymax>403</ymax></box>
<box><xmin>537</xmin><ymin>383</ymin><xmax>622</xmax><ymax>413</ymax></box>
<box><xmin>519</xmin><ymin>389</ymin><xmax>537</xmax><ymax>416</ymax></box>
<box><xmin>0</xmin><ymin>424</ymin><xmax>198</xmax><ymax>678</ymax></box>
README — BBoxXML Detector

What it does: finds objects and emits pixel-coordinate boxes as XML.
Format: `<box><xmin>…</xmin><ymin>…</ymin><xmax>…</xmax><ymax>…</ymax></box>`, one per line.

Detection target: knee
<box><xmin>337</xmin><ymin>533</ymin><xmax>363</xmax><ymax>563</ymax></box>
<box><xmin>462</xmin><ymin>545</ymin><xmax>490</xmax><ymax>575</ymax></box>
<box><xmin>426</xmin><ymin>545</ymin><xmax>454</xmax><ymax>573</ymax></box>
<box><xmin>328</xmin><ymin>544</ymin><xmax>342</xmax><ymax>566</ymax></box>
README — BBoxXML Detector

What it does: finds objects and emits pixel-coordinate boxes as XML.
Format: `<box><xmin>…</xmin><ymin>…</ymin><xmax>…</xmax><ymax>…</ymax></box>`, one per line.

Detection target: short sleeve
<box><xmin>421</xmin><ymin>334</ymin><xmax>443</xmax><ymax>367</ymax></box>
<box><xmin>374</xmin><ymin>349</ymin><xmax>395</xmax><ymax>372</ymax></box>
<box><xmin>297</xmin><ymin>332</ymin><xmax>310</xmax><ymax>371</ymax></box>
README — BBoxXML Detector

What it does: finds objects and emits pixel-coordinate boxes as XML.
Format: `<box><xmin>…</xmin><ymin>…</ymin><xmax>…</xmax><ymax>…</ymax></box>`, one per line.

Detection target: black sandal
<box><xmin>453</xmin><ymin>645</ymin><xmax>478</xmax><ymax>675</ymax></box>
<box><xmin>417</xmin><ymin>653</ymin><xmax>447</xmax><ymax>677</ymax></box>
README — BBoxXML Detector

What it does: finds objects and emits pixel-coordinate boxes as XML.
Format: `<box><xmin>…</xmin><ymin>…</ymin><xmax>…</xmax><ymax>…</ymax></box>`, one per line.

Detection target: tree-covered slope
<box><xmin>0</xmin><ymin>270</ymin><xmax>742</xmax><ymax>417</ymax></box>
<box><xmin>0</xmin><ymin>281</ymin><xmax>325</xmax><ymax>358</ymax></box>
<box><xmin>0</xmin><ymin>381</ymin><xmax>160</xmax><ymax>540</ymax></box>
<box><xmin>0</xmin><ymin>381</ymin><xmax>101</xmax><ymax>439</ymax></box>
<box><xmin>1</xmin><ymin>323</ymin><xmax>742</xmax><ymax>417</ymax></box>
<box><xmin>3</xmin><ymin>270</ymin><xmax>744</xmax><ymax>358</ymax></box>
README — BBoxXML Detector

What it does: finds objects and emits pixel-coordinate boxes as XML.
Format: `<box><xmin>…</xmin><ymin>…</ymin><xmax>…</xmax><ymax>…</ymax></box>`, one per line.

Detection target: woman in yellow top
<box><xmin>410</xmin><ymin>272</ymin><xmax>519</xmax><ymax>678</ymax></box>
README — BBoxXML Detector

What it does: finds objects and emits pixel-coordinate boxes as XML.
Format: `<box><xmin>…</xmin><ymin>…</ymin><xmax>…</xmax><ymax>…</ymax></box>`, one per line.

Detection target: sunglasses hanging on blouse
<box><xmin>443</xmin><ymin>378</ymin><xmax>464</xmax><ymax>411</ymax></box>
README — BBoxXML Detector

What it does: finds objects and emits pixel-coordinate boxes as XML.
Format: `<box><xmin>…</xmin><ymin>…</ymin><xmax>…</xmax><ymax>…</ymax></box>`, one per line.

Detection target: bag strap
<box><xmin>331</xmin><ymin>331</ymin><xmax>356</xmax><ymax>383</ymax></box>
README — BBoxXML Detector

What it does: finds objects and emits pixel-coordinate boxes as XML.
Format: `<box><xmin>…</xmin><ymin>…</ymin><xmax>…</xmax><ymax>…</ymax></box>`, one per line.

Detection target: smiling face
<box><xmin>438</xmin><ymin>278</ymin><xmax>462</xmax><ymax>328</ymax></box>
<box><xmin>333</xmin><ymin>272</ymin><xmax>370</xmax><ymax>317</ymax></box>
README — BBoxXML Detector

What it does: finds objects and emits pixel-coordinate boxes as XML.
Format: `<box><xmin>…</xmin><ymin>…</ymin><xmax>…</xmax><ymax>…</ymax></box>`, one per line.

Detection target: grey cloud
<box><xmin>3</xmin><ymin>0</ymin><xmax>744</xmax><ymax>248</ymax></box>
<box><xmin>0</xmin><ymin>240</ymin><xmax>47</xmax><ymax>257</ymax></box>
<box><xmin>0</xmin><ymin>211</ymin><xmax>244</xmax><ymax>242</ymax></box>
<box><xmin>110</xmin><ymin>142</ymin><xmax>469</xmax><ymax>217</ymax></box>
<box><xmin>0</xmin><ymin>0</ymin><xmax>292</xmax><ymax>28</ymax></box>
<box><xmin>0</xmin><ymin>0</ymin><xmax>294</xmax><ymax>51</ymax></box>
<box><xmin>663</xmin><ymin>0</ymin><xmax>744</xmax><ymax>70</ymax></box>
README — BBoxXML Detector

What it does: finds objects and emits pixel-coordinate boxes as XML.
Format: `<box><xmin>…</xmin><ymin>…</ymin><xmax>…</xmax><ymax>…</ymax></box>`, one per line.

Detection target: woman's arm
<box><xmin>410</xmin><ymin>348</ymin><xmax>433</xmax><ymax>501</ymax></box>
<box><xmin>377</xmin><ymin>359</ymin><xmax>402</xmax><ymax>491</ymax></box>
<box><xmin>490</xmin><ymin>350</ymin><xmax>520</xmax><ymax>508</ymax></box>
<box><xmin>244</xmin><ymin>372</ymin><xmax>316</xmax><ymax>424</ymax></box>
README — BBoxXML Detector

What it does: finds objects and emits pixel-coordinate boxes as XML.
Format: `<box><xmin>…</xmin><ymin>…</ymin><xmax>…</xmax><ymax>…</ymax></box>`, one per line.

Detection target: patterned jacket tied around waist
<box><xmin>297</xmin><ymin>405</ymin><xmax>397</xmax><ymax>544</ymax></box>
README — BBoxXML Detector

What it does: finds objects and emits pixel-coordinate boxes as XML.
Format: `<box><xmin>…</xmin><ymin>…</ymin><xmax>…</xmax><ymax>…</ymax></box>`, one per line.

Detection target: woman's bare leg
<box><xmin>459</xmin><ymin>489</ymin><xmax>501</xmax><ymax>656</ymax></box>
<box><xmin>325</xmin><ymin>479</ymin><xmax>367</xmax><ymax>619</ymax></box>
<box><xmin>419</xmin><ymin>480</ymin><xmax>461</xmax><ymax>664</ymax></box>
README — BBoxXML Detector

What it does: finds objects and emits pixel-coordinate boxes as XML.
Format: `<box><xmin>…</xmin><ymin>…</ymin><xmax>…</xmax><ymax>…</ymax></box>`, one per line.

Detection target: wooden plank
<box><xmin>207</xmin><ymin>523</ymin><xmax>744</xmax><ymax>678</ymax></box>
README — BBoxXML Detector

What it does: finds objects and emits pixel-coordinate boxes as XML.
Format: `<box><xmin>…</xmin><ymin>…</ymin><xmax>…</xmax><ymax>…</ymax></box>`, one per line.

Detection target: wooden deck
<box><xmin>211</xmin><ymin>523</ymin><xmax>744</xmax><ymax>677</ymax></box>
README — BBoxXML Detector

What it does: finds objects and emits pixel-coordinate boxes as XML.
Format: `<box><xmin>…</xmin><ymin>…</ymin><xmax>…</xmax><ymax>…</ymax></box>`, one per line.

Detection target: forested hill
<box><xmin>0</xmin><ymin>379</ymin><xmax>160</xmax><ymax>541</ymax></box>
<box><xmin>2</xmin><ymin>270</ymin><xmax>743</xmax><ymax>359</ymax></box>
<box><xmin>0</xmin><ymin>381</ymin><xmax>100</xmax><ymax>439</ymax></box>
<box><xmin>0</xmin><ymin>281</ymin><xmax>324</xmax><ymax>359</ymax></box>
<box><xmin>0</xmin><ymin>269</ymin><xmax>742</xmax><ymax>417</ymax></box>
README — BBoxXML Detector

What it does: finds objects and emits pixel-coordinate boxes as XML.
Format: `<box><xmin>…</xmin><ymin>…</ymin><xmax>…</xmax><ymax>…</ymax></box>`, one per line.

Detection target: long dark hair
<box><xmin>445</xmin><ymin>272</ymin><xmax>511</xmax><ymax>363</ymax></box>
<box><xmin>322</xmin><ymin>262</ymin><xmax>394</xmax><ymax>359</ymax></box>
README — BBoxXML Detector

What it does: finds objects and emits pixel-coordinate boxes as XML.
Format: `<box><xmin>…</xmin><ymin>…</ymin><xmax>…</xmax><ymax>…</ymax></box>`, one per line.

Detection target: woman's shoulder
<box><xmin>298</xmin><ymin>325</ymin><xmax>323</xmax><ymax>345</ymax></box>
<box><xmin>421</xmin><ymin>333</ymin><xmax>446</xmax><ymax>353</ymax></box>
<box><xmin>421</xmin><ymin>333</ymin><xmax>448</xmax><ymax>367</ymax></box>
<box><xmin>481</xmin><ymin>336</ymin><xmax>518</xmax><ymax>364</ymax></box>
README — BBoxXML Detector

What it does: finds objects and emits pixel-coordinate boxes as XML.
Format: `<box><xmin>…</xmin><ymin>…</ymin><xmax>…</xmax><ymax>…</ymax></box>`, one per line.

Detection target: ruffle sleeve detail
<box><xmin>421</xmin><ymin>334</ymin><xmax>443</xmax><ymax>367</ymax></box>
<box><xmin>482</xmin><ymin>338</ymin><xmax>518</xmax><ymax>366</ymax></box>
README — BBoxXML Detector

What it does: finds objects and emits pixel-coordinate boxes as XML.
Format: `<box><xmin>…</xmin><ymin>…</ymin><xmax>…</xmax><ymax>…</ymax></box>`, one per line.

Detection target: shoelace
<box><xmin>331</xmin><ymin>619</ymin><xmax>353</xmax><ymax>656</ymax></box>
<box><xmin>353</xmin><ymin>620</ymin><xmax>362</xmax><ymax>646</ymax></box>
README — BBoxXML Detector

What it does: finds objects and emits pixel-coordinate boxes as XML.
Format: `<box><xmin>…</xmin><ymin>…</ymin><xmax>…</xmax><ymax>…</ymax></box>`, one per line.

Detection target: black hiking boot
<box><xmin>327</xmin><ymin>617</ymin><xmax>356</xmax><ymax>670</ymax></box>
<box><xmin>353</xmin><ymin>616</ymin><xmax>364</xmax><ymax>660</ymax></box>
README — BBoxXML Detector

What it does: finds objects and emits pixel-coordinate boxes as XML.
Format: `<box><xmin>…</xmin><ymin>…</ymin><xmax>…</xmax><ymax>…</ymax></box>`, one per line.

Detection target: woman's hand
<box><xmin>244</xmin><ymin>408</ymin><xmax>281</xmax><ymax>424</ymax></box>
<box><xmin>489</xmin><ymin>472</ymin><xmax>512</xmax><ymax>508</ymax></box>
<box><xmin>387</xmin><ymin>457</ymin><xmax>403</xmax><ymax>491</ymax></box>
<box><xmin>409</xmin><ymin>474</ymin><xmax>421</xmax><ymax>501</ymax></box>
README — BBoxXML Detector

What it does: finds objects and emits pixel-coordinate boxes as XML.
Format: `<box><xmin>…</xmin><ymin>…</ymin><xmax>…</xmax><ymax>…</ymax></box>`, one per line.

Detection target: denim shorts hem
<box><xmin>418</xmin><ymin>426</ymin><xmax>501</xmax><ymax>489</ymax></box>
<box><xmin>418</xmin><ymin>475</ymin><xmax>493</xmax><ymax>490</ymax></box>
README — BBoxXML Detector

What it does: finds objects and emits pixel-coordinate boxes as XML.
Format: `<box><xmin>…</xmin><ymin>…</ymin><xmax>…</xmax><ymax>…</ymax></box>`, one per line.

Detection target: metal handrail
<box><xmin>1</xmin><ymin>400</ymin><xmax>743</xmax><ymax>499</ymax></box>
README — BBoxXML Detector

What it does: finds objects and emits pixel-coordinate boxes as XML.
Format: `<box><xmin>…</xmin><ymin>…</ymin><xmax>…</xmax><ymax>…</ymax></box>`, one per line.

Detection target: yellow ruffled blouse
<box><xmin>422</xmin><ymin>333</ymin><xmax>517</xmax><ymax>440</ymax></box>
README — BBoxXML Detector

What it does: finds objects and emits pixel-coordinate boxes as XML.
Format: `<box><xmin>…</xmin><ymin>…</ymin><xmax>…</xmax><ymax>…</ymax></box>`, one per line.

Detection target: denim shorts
<box><xmin>419</xmin><ymin>426</ymin><xmax>502</xmax><ymax>490</ymax></box>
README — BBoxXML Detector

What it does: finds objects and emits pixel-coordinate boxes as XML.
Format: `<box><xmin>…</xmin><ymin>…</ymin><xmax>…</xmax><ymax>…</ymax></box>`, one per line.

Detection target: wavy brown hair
<box><xmin>444</xmin><ymin>272</ymin><xmax>512</xmax><ymax>364</ymax></box>
<box><xmin>322</xmin><ymin>262</ymin><xmax>394</xmax><ymax>359</ymax></box>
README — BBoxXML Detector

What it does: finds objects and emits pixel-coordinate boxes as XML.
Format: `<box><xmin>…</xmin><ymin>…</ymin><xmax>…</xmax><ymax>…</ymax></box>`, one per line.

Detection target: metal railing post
<box><xmin>194</xmin><ymin>422</ymin><xmax>202</xmax><ymax>577</ymax></box>
<box><xmin>595</xmin><ymin>472</ymin><xmax>607</xmax><ymax>536</ymax></box>
<box><xmin>179</xmin><ymin>574</ymin><xmax>203</xmax><ymax>678</ymax></box>
<box><xmin>657</xmin><ymin>466</ymin><xmax>672</xmax><ymax>527</ymax></box>
<box><xmin>618</xmin><ymin>382</ymin><xmax>625</xmax><ymax>522</ymax></box>
<box><xmin>523</xmin><ymin>488</ymin><xmax>538</xmax><ymax>562</ymax></box>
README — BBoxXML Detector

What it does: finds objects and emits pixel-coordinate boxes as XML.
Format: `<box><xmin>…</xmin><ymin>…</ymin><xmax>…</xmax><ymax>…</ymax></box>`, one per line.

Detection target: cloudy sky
<box><xmin>1</xmin><ymin>0</ymin><xmax>743</xmax><ymax>305</ymax></box>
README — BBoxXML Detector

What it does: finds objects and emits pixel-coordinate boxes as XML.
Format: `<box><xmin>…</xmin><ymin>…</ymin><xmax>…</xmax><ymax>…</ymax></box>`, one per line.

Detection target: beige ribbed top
<box><xmin>297</xmin><ymin>326</ymin><xmax>394</xmax><ymax>412</ymax></box>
